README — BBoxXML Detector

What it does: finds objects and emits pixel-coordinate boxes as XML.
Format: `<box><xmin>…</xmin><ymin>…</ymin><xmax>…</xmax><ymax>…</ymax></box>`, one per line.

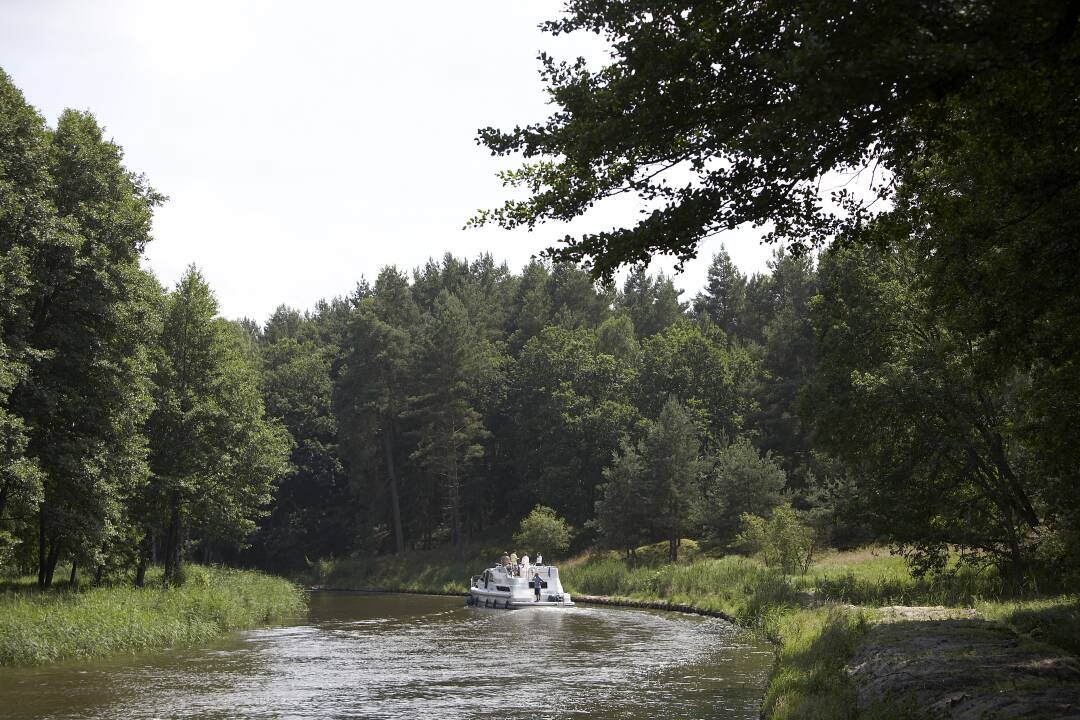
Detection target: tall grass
<box><xmin>563</xmin><ymin>553</ymin><xmax>799</xmax><ymax>637</ymax></box>
<box><xmin>761</xmin><ymin>607</ymin><xmax>871</xmax><ymax>720</ymax></box>
<box><xmin>0</xmin><ymin>565</ymin><xmax>306</xmax><ymax>666</ymax></box>
<box><xmin>978</xmin><ymin>595</ymin><xmax>1080</xmax><ymax>657</ymax></box>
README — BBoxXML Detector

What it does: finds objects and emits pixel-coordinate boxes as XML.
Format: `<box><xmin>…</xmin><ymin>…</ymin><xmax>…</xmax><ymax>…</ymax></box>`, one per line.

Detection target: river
<box><xmin>0</xmin><ymin>592</ymin><xmax>773</xmax><ymax>719</ymax></box>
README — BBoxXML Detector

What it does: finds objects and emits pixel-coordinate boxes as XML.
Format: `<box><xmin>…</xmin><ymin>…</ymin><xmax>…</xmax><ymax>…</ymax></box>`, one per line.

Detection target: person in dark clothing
<box><xmin>533</xmin><ymin>571</ymin><xmax>543</xmax><ymax>601</ymax></box>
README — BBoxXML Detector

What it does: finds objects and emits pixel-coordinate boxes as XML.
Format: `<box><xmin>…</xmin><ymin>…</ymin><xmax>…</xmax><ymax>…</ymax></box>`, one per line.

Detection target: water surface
<box><xmin>0</xmin><ymin>592</ymin><xmax>773</xmax><ymax>719</ymax></box>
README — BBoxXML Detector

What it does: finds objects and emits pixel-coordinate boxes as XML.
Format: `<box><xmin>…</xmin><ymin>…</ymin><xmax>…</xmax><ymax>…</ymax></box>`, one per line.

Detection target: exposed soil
<box><xmin>847</xmin><ymin>606</ymin><xmax>1080</xmax><ymax>719</ymax></box>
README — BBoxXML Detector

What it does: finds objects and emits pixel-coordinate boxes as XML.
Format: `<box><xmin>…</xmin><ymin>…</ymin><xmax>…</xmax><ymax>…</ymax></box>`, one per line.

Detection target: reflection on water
<box><xmin>0</xmin><ymin>592</ymin><xmax>773</xmax><ymax>719</ymax></box>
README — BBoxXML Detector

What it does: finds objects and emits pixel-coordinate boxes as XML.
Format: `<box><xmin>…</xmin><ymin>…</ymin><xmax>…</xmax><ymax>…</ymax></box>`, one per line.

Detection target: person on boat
<box><xmin>499</xmin><ymin>551</ymin><xmax>510</xmax><ymax>569</ymax></box>
<box><xmin>536</xmin><ymin>552</ymin><xmax>543</xmax><ymax>566</ymax></box>
<box><xmin>510</xmin><ymin>551</ymin><xmax>519</xmax><ymax>575</ymax></box>
<box><xmin>533</xmin><ymin>570</ymin><xmax>544</xmax><ymax>601</ymax></box>
<box><xmin>520</xmin><ymin>553</ymin><xmax>530</xmax><ymax>576</ymax></box>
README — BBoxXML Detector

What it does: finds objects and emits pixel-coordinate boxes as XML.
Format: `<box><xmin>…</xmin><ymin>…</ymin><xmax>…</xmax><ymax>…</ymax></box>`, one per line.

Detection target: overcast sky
<box><xmin>1</xmin><ymin>0</ymin><xmax>778</xmax><ymax>322</ymax></box>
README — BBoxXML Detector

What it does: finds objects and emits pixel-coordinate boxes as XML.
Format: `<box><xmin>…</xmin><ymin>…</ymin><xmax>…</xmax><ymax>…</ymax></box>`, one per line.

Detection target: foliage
<box><xmin>507</xmin><ymin>325</ymin><xmax>639</xmax><ymax>525</ymax></box>
<box><xmin>473</xmin><ymin>1</ymin><xmax>1078</xmax><ymax>278</ymax></box>
<box><xmin>512</xmin><ymin>505</ymin><xmax>573</xmax><ymax>557</ymax></box>
<box><xmin>693</xmin><ymin>246</ymin><xmax>746</xmax><ymax>338</ymax></box>
<box><xmin>252</xmin><ymin>305</ymin><xmax>349</xmax><ymax>570</ymax></box>
<box><xmin>693</xmin><ymin>437</ymin><xmax>786</xmax><ymax>546</ymax></box>
<box><xmin>0</xmin><ymin>72</ymin><xmax>161</xmax><ymax>586</ymax></box>
<box><xmin>738</xmin><ymin>506</ymin><xmax>818</xmax><ymax>574</ymax></box>
<box><xmin>808</xmin><ymin>241</ymin><xmax>1050</xmax><ymax>583</ymax></box>
<box><xmin>638</xmin><ymin>319</ymin><xmax>754</xmax><ymax>449</ymax></box>
<box><xmin>591</xmin><ymin>438</ymin><xmax>651</xmax><ymax>555</ymax></box>
<box><xmin>147</xmin><ymin>267</ymin><xmax>290</xmax><ymax>584</ymax></box>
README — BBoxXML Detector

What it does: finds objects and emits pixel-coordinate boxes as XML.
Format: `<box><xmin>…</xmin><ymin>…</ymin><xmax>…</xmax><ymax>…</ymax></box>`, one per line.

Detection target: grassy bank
<box><xmin>0</xmin><ymin>565</ymin><xmax>306</xmax><ymax>666</ymax></box>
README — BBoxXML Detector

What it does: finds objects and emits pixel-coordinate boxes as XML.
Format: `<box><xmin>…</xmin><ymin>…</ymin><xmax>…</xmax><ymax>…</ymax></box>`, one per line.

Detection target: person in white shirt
<box><xmin>519</xmin><ymin>553</ymin><xmax>530</xmax><ymax>577</ymax></box>
<box><xmin>536</xmin><ymin>552</ymin><xmax>543</xmax><ymax>565</ymax></box>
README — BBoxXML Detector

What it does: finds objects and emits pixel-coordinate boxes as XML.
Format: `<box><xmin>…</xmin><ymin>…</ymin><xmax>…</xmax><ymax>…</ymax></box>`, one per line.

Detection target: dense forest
<box><xmin>2</xmin><ymin>0</ymin><xmax>1078</xmax><ymax>594</ymax></box>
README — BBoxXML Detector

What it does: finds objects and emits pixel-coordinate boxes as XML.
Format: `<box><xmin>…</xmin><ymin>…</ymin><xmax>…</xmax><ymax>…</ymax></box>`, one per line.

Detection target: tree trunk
<box><xmin>1004</xmin><ymin>507</ymin><xmax>1026</xmax><ymax>590</ymax></box>
<box><xmin>94</xmin><ymin>564</ymin><xmax>104</xmax><ymax>585</ymax></box>
<box><xmin>669</xmin><ymin>497</ymin><xmax>679</xmax><ymax>562</ymax></box>
<box><xmin>163</xmin><ymin>493</ymin><xmax>182</xmax><ymax>586</ymax></box>
<box><xmin>448</xmin><ymin>457</ymin><xmax>464</xmax><ymax>562</ymax></box>
<box><xmin>43</xmin><ymin>537</ymin><xmax>61</xmax><ymax>588</ymax></box>
<box><xmin>382</xmin><ymin>427</ymin><xmax>405</xmax><ymax>555</ymax></box>
<box><xmin>69</xmin><ymin>559</ymin><xmax>78</xmax><ymax>588</ymax></box>
<box><xmin>135</xmin><ymin>531</ymin><xmax>151</xmax><ymax>587</ymax></box>
<box><xmin>0</xmin><ymin>478</ymin><xmax>9</xmax><ymax>520</ymax></box>
<box><xmin>37</xmin><ymin>502</ymin><xmax>47</xmax><ymax>587</ymax></box>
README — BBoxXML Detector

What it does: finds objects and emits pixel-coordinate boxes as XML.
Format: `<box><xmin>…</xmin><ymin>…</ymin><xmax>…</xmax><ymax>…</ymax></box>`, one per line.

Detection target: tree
<box><xmin>473</xmin><ymin>1</ymin><xmax>1080</xmax><ymax>277</ymax></box>
<box><xmin>408</xmin><ymin>291</ymin><xmax>494</xmax><ymax>555</ymax></box>
<box><xmin>638</xmin><ymin>320</ymin><xmax>755</xmax><ymax>450</ymax></box>
<box><xmin>595</xmin><ymin>313</ymin><xmax>638</xmax><ymax>362</ymax></box>
<box><xmin>5</xmin><ymin>105</ymin><xmax>161</xmax><ymax>587</ymax></box>
<box><xmin>147</xmin><ymin>267</ymin><xmax>289</xmax><ymax>585</ymax></box>
<box><xmin>592</xmin><ymin>438</ymin><xmax>651</xmax><ymax>556</ymax></box>
<box><xmin>251</xmin><ymin>309</ymin><xmax>348</xmax><ymax>571</ymax></box>
<box><xmin>693</xmin><ymin>437</ymin><xmax>786</xmax><ymax>546</ymax></box>
<box><xmin>643</xmin><ymin>398</ymin><xmax>703</xmax><ymax>562</ymax></box>
<box><xmin>738</xmin><ymin>505</ymin><xmax>818</xmax><ymax>574</ymax></box>
<box><xmin>336</xmin><ymin>268</ymin><xmax>420</xmax><ymax>555</ymax></box>
<box><xmin>506</xmin><ymin>325</ymin><xmax>639</xmax><ymax>525</ymax></box>
<box><xmin>808</xmin><ymin>242</ymin><xmax>1049</xmax><ymax>583</ymax></box>
<box><xmin>513</xmin><ymin>505</ymin><xmax>573</xmax><ymax>558</ymax></box>
<box><xmin>693</xmin><ymin>247</ymin><xmax>746</xmax><ymax>339</ymax></box>
<box><xmin>618</xmin><ymin>267</ymin><xmax>685</xmax><ymax>338</ymax></box>
<box><xmin>751</xmin><ymin>249</ymin><xmax>820</xmax><ymax>487</ymax></box>
<box><xmin>0</xmin><ymin>70</ymin><xmax>47</xmax><ymax>571</ymax></box>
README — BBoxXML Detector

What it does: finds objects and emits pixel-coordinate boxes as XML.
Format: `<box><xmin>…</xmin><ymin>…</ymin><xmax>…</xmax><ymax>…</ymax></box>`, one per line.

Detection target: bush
<box><xmin>513</xmin><ymin>505</ymin><xmax>573</xmax><ymax>558</ymax></box>
<box><xmin>738</xmin><ymin>505</ymin><xmax>818</xmax><ymax>574</ymax></box>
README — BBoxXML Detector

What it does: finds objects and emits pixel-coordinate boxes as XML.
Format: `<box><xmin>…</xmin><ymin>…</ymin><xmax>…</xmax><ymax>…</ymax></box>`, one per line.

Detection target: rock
<box><xmin>847</xmin><ymin>611</ymin><xmax>1080</xmax><ymax>719</ymax></box>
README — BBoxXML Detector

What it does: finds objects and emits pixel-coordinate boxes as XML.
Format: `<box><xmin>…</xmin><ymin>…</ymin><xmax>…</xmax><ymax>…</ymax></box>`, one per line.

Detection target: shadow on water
<box><xmin>0</xmin><ymin>592</ymin><xmax>773</xmax><ymax>720</ymax></box>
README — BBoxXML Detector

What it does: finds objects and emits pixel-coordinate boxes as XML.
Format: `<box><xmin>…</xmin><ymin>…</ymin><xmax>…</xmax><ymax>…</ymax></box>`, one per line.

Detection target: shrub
<box><xmin>513</xmin><ymin>505</ymin><xmax>573</xmax><ymax>558</ymax></box>
<box><xmin>738</xmin><ymin>505</ymin><xmax>818</xmax><ymax>574</ymax></box>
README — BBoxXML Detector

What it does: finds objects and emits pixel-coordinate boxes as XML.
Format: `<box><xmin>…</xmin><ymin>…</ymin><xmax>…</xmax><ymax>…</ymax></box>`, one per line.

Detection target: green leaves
<box><xmin>513</xmin><ymin>505</ymin><xmax>573</xmax><ymax>557</ymax></box>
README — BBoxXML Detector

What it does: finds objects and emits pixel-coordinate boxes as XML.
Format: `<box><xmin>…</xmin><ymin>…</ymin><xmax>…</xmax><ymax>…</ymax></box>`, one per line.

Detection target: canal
<box><xmin>0</xmin><ymin>592</ymin><xmax>773</xmax><ymax>719</ymax></box>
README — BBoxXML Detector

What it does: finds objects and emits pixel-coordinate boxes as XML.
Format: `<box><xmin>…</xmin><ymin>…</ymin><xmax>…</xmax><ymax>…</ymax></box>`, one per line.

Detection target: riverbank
<box><xmin>309</xmin><ymin>546</ymin><xmax>1079</xmax><ymax>719</ymax></box>
<box><xmin>0</xmin><ymin>565</ymin><xmax>306</xmax><ymax>666</ymax></box>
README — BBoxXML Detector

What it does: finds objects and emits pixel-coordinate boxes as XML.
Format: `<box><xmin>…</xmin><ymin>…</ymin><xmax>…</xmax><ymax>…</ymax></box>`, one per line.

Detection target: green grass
<box><xmin>562</xmin><ymin>551</ymin><xmax>799</xmax><ymax>637</ymax></box>
<box><xmin>0</xmin><ymin>565</ymin><xmax>307</xmax><ymax>666</ymax></box>
<box><xmin>802</xmin><ymin>550</ymin><xmax>1006</xmax><ymax>607</ymax></box>
<box><xmin>978</xmin><ymin>595</ymin><xmax>1080</xmax><ymax>656</ymax></box>
<box><xmin>762</xmin><ymin>607</ymin><xmax>871</xmax><ymax>720</ymax></box>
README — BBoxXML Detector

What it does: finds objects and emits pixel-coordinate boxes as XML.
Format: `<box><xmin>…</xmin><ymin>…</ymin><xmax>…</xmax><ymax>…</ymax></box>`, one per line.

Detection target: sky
<box><xmin>0</xmin><ymin>0</ymin><xmax>778</xmax><ymax>322</ymax></box>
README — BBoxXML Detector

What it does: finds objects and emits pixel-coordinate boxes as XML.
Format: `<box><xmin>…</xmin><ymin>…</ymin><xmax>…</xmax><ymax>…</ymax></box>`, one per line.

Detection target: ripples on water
<box><xmin>0</xmin><ymin>592</ymin><xmax>773</xmax><ymax>719</ymax></box>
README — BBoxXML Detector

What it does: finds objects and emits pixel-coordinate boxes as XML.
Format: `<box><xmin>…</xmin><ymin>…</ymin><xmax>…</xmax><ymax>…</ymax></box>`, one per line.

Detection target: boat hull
<box><xmin>467</xmin><ymin>592</ymin><xmax>575</xmax><ymax>609</ymax></box>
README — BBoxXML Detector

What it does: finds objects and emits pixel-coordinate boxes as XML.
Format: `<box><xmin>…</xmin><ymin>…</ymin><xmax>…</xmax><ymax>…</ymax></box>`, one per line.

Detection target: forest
<box><xmin>1</xmin><ymin>0</ymin><xmax>1078</xmax><ymax>598</ymax></box>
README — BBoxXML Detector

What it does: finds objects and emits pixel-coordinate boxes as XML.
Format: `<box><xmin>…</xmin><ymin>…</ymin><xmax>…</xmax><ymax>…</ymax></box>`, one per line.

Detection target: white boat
<box><xmin>467</xmin><ymin>564</ymin><xmax>574</xmax><ymax>608</ymax></box>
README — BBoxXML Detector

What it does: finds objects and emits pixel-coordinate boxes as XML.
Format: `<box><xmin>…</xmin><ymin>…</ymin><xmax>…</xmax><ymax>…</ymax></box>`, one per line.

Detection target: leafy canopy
<box><xmin>472</xmin><ymin>1</ymin><xmax>1079</xmax><ymax>277</ymax></box>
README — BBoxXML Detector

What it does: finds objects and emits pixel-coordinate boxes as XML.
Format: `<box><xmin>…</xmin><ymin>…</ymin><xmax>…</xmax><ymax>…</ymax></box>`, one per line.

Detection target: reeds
<box><xmin>0</xmin><ymin>565</ymin><xmax>306</xmax><ymax>666</ymax></box>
